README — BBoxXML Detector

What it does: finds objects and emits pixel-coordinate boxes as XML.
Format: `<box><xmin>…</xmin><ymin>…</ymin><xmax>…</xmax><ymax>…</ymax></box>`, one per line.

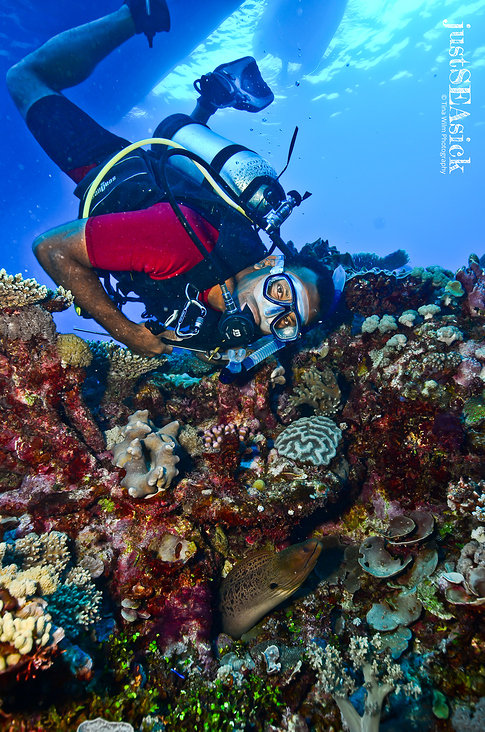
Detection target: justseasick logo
<box><xmin>440</xmin><ymin>20</ymin><xmax>471</xmax><ymax>174</ymax></box>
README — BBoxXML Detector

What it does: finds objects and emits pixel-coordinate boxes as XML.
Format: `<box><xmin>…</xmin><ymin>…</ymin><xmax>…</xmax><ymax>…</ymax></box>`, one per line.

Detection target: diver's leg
<box><xmin>6</xmin><ymin>6</ymin><xmax>136</xmax><ymax>119</ymax></box>
<box><xmin>6</xmin><ymin>1</ymin><xmax>170</xmax><ymax>118</ymax></box>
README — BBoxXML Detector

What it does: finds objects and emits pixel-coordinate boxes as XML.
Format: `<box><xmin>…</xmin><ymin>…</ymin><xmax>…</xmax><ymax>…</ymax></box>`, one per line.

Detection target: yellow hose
<box><xmin>81</xmin><ymin>137</ymin><xmax>247</xmax><ymax>219</ymax></box>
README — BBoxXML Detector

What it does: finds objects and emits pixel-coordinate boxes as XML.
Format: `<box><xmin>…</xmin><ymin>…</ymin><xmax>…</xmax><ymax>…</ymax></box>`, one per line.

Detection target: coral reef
<box><xmin>455</xmin><ymin>254</ymin><xmax>485</xmax><ymax>317</ymax></box>
<box><xmin>0</xmin><ymin>530</ymin><xmax>102</xmax><ymax>687</ymax></box>
<box><xmin>0</xmin><ymin>269</ymin><xmax>49</xmax><ymax>308</ymax></box>
<box><xmin>86</xmin><ymin>341</ymin><xmax>167</xmax><ymax>425</ymax></box>
<box><xmin>2</xmin><ymin>254</ymin><xmax>485</xmax><ymax>731</ymax></box>
<box><xmin>452</xmin><ymin>697</ymin><xmax>485</xmax><ymax>732</ymax></box>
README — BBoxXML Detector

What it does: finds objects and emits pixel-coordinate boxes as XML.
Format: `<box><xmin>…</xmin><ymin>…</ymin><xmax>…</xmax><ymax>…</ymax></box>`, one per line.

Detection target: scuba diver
<box><xmin>6</xmin><ymin>0</ymin><xmax>344</xmax><ymax>378</ymax></box>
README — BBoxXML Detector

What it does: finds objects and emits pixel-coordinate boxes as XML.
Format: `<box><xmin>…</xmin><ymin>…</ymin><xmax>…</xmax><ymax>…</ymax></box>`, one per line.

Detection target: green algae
<box><xmin>164</xmin><ymin>675</ymin><xmax>283</xmax><ymax>731</ymax></box>
<box><xmin>416</xmin><ymin>580</ymin><xmax>454</xmax><ymax>620</ymax></box>
<box><xmin>98</xmin><ymin>497</ymin><xmax>116</xmax><ymax>512</ymax></box>
<box><xmin>463</xmin><ymin>393</ymin><xmax>485</xmax><ymax>427</ymax></box>
<box><xmin>432</xmin><ymin>690</ymin><xmax>449</xmax><ymax>719</ymax></box>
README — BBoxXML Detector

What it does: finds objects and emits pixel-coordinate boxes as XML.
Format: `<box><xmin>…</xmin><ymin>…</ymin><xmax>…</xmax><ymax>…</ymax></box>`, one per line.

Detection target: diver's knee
<box><xmin>32</xmin><ymin>233</ymin><xmax>51</xmax><ymax>267</ymax></box>
<box><xmin>6</xmin><ymin>59</ymin><xmax>50</xmax><ymax>118</ymax></box>
<box><xmin>6</xmin><ymin>60</ymin><xmax>33</xmax><ymax>113</ymax></box>
<box><xmin>6</xmin><ymin>62</ymin><xmax>23</xmax><ymax>101</ymax></box>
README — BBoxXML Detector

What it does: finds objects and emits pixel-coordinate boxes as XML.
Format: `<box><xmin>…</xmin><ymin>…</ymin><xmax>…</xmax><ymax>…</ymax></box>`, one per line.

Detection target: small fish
<box><xmin>219</xmin><ymin>538</ymin><xmax>323</xmax><ymax>638</ymax></box>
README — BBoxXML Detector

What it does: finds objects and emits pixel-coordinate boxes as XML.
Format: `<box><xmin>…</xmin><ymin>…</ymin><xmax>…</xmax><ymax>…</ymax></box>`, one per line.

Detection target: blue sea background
<box><xmin>0</xmin><ymin>0</ymin><xmax>483</xmax><ymax>339</ymax></box>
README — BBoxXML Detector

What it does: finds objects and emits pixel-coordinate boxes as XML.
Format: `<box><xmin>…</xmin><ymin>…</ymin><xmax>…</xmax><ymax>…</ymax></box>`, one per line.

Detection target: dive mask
<box><xmin>253</xmin><ymin>257</ymin><xmax>307</xmax><ymax>342</ymax></box>
<box><xmin>260</xmin><ymin>272</ymin><xmax>303</xmax><ymax>341</ymax></box>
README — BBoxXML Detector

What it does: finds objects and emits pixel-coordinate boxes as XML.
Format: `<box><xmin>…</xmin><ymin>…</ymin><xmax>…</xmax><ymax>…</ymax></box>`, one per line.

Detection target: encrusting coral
<box><xmin>289</xmin><ymin>363</ymin><xmax>341</xmax><ymax>415</ymax></box>
<box><xmin>0</xmin><ymin>303</ymin><xmax>57</xmax><ymax>342</ymax></box>
<box><xmin>111</xmin><ymin>409</ymin><xmax>180</xmax><ymax>499</ymax></box>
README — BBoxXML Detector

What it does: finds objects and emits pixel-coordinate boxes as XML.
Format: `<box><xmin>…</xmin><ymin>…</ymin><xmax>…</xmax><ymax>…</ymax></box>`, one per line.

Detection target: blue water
<box><xmin>0</xmin><ymin>0</ymin><xmax>483</xmax><ymax>337</ymax></box>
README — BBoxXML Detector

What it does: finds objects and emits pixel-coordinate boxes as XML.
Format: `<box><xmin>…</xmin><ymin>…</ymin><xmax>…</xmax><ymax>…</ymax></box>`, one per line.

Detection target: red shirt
<box><xmin>85</xmin><ymin>202</ymin><xmax>218</xmax><ymax>279</ymax></box>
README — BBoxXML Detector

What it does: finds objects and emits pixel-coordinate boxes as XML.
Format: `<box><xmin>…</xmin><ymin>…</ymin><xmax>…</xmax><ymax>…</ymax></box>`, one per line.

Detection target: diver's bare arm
<box><xmin>33</xmin><ymin>220</ymin><xmax>171</xmax><ymax>357</ymax></box>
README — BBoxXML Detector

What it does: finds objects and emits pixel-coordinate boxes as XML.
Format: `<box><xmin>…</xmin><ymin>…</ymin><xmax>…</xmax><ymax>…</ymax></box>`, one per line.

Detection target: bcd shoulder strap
<box><xmin>74</xmin><ymin>148</ymin><xmax>164</xmax><ymax>218</ymax></box>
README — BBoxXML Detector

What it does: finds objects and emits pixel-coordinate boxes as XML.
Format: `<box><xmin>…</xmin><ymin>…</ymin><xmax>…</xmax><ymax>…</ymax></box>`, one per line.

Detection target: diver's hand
<box><xmin>122</xmin><ymin>323</ymin><xmax>172</xmax><ymax>357</ymax></box>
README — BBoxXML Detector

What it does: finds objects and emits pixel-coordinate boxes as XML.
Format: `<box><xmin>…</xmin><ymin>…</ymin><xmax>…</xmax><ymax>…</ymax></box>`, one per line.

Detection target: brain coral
<box><xmin>275</xmin><ymin>416</ymin><xmax>342</xmax><ymax>465</ymax></box>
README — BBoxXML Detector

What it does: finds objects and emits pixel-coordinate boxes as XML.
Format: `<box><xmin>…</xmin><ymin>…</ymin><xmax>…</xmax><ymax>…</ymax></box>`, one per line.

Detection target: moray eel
<box><xmin>219</xmin><ymin>539</ymin><xmax>323</xmax><ymax>638</ymax></box>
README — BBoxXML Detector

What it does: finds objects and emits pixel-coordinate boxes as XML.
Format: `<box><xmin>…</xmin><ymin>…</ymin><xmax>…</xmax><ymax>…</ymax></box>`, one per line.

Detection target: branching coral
<box><xmin>0</xmin><ymin>269</ymin><xmax>73</xmax><ymax>312</ymax></box>
<box><xmin>111</xmin><ymin>409</ymin><xmax>180</xmax><ymax>499</ymax></box>
<box><xmin>88</xmin><ymin>342</ymin><xmax>166</xmax><ymax>418</ymax></box>
<box><xmin>0</xmin><ymin>530</ymin><xmax>101</xmax><ymax>678</ymax></box>
<box><xmin>0</xmin><ymin>532</ymin><xmax>70</xmax><ymax>600</ymax></box>
<box><xmin>0</xmin><ymin>603</ymin><xmax>55</xmax><ymax>661</ymax></box>
<box><xmin>47</xmin><ymin>566</ymin><xmax>102</xmax><ymax>636</ymax></box>
<box><xmin>0</xmin><ymin>269</ymin><xmax>49</xmax><ymax>307</ymax></box>
<box><xmin>0</xmin><ymin>532</ymin><xmax>102</xmax><ymax>641</ymax></box>
<box><xmin>0</xmin><ymin>599</ymin><xmax>64</xmax><ymax>674</ymax></box>
<box><xmin>102</xmin><ymin>343</ymin><xmax>163</xmax><ymax>382</ymax></box>
<box><xmin>308</xmin><ymin>635</ymin><xmax>420</xmax><ymax>732</ymax></box>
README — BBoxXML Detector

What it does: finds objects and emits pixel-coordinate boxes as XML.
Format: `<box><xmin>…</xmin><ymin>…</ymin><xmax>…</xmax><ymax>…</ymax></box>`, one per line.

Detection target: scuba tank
<box><xmin>152</xmin><ymin>114</ymin><xmax>286</xmax><ymax>223</ymax></box>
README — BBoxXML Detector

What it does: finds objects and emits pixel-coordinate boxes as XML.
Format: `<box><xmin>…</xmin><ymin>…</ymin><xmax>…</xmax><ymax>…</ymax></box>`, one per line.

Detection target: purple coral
<box><xmin>455</xmin><ymin>256</ymin><xmax>485</xmax><ymax>317</ymax></box>
<box><xmin>201</xmin><ymin>421</ymin><xmax>258</xmax><ymax>451</ymax></box>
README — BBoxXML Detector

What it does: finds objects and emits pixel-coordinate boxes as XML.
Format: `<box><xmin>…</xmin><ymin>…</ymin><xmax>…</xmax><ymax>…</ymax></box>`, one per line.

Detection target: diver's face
<box><xmin>234</xmin><ymin>262</ymin><xmax>320</xmax><ymax>336</ymax></box>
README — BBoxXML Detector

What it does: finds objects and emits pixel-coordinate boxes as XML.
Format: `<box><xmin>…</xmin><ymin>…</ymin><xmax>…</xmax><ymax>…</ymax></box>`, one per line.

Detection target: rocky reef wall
<box><xmin>0</xmin><ymin>259</ymin><xmax>484</xmax><ymax>731</ymax></box>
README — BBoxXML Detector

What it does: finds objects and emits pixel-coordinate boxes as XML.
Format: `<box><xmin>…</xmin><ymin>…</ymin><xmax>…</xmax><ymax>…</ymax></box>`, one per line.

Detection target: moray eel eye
<box><xmin>270</xmin><ymin>582</ymin><xmax>278</xmax><ymax>589</ymax></box>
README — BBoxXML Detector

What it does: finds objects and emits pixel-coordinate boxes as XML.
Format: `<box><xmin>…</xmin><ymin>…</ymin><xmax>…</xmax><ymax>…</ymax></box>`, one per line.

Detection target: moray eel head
<box><xmin>219</xmin><ymin>538</ymin><xmax>322</xmax><ymax>638</ymax></box>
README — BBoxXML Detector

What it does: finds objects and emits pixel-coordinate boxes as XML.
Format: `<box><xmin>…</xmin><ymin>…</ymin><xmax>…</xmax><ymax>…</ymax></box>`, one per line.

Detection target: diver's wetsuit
<box><xmin>26</xmin><ymin>95</ymin><xmax>267</xmax><ymax>347</ymax></box>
